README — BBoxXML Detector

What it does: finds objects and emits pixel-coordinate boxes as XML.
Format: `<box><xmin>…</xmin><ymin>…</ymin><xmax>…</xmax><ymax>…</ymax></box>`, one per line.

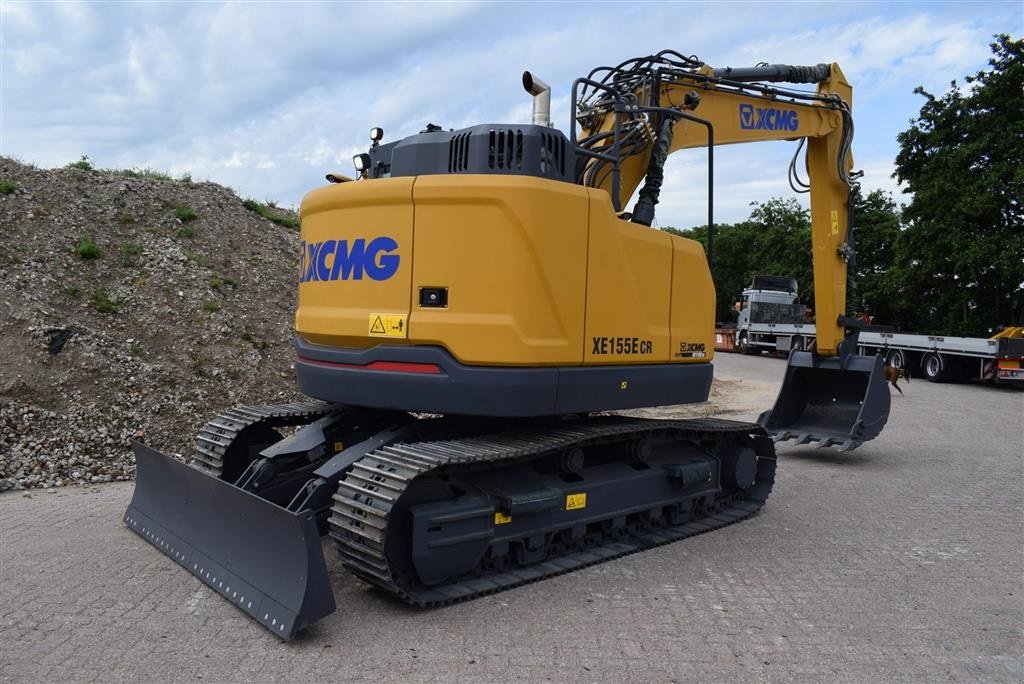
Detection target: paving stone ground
<box><xmin>1</xmin><ymin>353</ymin><xmax>1022</xmax><ymax>682</ymax></box>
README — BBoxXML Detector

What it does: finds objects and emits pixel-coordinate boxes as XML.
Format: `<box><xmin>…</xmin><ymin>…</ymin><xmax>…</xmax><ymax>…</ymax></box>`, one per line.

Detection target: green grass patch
<box><xmin>177</xmin><ymin>225</ymin><xmax>196</xmax><ymax>239</ymax></box>
<box><xmin>209</xmin><ymin>275</ymin><xmax>237</xmax><ymax>290</ymax></box>
<box><xmin>65</xmin><ymin>156</ymin><xmax>94</xmax><ymax>171</ymax></box>
<box><xmin>184</xmin><ymin>250</ymin><xmax>210</xmax><ymax>266</ymax></box>
<box><xmin>76</xmin><ymin>234</ymin><xmax>102</xmax><ymax>259</ymax></box>
<box><xmin>89</xmin><ymin>289</ymin><xmax>122</xmax><ymax>314</ymax></box>
<box><xmin>64</xmin><ymin>285</ymin><xmax>81</xmax><ymax>299</ymax></box>
<box><xmin>114</xmin><ymin>167</ymin><xmax>172</xmax><ymax>181</ymax></box>
<box><xmin>242</xmin><ymin>199</ymin><xmax>300</xmax><ymax>231</ymax></box>
<box><xmin>202</xmin><ymin>299</ymin><xmax>221</xmax><ymax>313</ymax></box>
<box><xmin>119</xmin><ymin>241</ymin><xmax>143</xmax><ymax>267</ymax></box>
<box><xmin>240</xmin><ymin>329</ymin><xmax>268</xmax><ymax>350</ymax></box>
<box><xmin>175</xmin><ymin>206</ymin><xmax>198</xmax><ymax>223</ymax></box>
<box><xmin>0</xmin><ymin>180</ymin><xmax>17</xmax><ymax>195</ymax></box>
<box><xmin>88</xmin><ymin>165</ymin><xmax>194</xmax><ymax>183</ymax></box>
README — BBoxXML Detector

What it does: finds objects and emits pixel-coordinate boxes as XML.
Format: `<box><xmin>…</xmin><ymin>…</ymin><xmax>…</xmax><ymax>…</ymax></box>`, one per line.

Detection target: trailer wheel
<box><xmin>887</xmin><ymin>348</ymin><xmax>905</xmax><ymax>369</ymax></box>
<box><xmin>791</xmin><ymin>337</ymin><xmax>804</xmax><ymax>352</ymax></box>
<box><xmin>923</xmin><ymin>353</ymin><xmax>949</xmax><ymax>383</ymax></box>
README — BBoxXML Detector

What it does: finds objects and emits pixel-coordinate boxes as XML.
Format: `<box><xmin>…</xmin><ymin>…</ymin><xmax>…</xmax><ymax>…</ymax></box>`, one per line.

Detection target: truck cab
<box><xmin>734</xmin><ymin>276</ymin><xmax>813</xmax><ymax>354</ymax></box>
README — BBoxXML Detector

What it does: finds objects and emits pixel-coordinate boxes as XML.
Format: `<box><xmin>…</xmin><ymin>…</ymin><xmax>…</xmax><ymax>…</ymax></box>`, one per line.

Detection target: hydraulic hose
<box><xmin>631</xmin><ymin>118</ymin><xmax>676</xmax><ymax>226</ymax></box>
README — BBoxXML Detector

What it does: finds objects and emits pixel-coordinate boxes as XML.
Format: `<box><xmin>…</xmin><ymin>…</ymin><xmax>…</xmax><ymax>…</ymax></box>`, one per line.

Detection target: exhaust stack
<box><xmin>522</xmin><ymin>71</ymin><xmax>551</xmax><ymax>127</ymax></box>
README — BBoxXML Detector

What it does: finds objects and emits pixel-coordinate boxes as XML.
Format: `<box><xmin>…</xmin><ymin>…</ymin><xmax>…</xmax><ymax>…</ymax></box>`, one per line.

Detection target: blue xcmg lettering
<box><xmin>299</xmin><ymin>236</ymin><xmax>399</xmax><ymax>282</ymax></box>
<box><xmin>738</xmin><ymin>103</ymin><xmax>799</xmax><ymax>132</ymax></box>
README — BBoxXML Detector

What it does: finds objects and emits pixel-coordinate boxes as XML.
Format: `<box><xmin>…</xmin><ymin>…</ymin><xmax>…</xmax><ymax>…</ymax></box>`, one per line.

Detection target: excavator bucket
<box><xmin>758</xmin><ymin>351</ymin><xmax>890</xmax><ymax>451</ymax></box>
<box><xmin>123</xmin><ymin>442</ymin><xmax>334</xmax><ymax>639</ymax></box>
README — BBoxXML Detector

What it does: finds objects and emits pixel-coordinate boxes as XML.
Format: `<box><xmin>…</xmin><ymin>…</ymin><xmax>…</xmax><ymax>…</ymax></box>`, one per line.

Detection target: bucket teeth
<box><xmin>758</xmin><ymin>351</ymin><xmax>891</xmax><ymax>452</ymax></box>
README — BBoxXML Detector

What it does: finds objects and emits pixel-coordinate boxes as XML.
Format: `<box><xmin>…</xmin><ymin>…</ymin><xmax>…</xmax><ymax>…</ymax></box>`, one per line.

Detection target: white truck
<box><xmin>728</xmin><ymin>276</ymin><xmax>1024</xmax><ymax>385</ymax></box>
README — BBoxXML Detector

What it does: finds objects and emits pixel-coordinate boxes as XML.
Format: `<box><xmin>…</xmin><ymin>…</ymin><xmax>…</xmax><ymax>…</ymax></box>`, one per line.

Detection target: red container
<box><xmin>715</xmin><ymin>327</ymin><xmax>737</xmax><ymax>352</ymax></box>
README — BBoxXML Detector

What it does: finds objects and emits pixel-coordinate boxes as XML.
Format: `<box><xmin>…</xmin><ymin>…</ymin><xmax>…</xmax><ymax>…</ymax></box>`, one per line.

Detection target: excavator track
<box><xmin>329</xmin><ymin>416</ymin><xmax>775</xmax><ymax>606</ymax></box>
<box><xmin>189</xmin><ymin>399</ymin><xmax>335</xmax><ymax>478</ymax></box>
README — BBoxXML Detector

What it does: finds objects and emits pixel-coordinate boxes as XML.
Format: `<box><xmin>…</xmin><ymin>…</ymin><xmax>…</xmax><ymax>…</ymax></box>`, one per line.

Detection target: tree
<box><xmin>850</xmin><ymin>190</ymin><xmax>902</xmax><ymax>324</ymax></box>
<box><xmin>666</xmin><ymin>197</ymin><xmax>812</xmax><ymax>322</ymax></box>
<box><xmin>744</xmin><ymin>198</ymin><xmax>813</xmax><ymax>309</ymax></box>
<box><xmin>892</xmin><ymin>34</ymin><xmax>1024</xmax><ymax>335</ymax></box>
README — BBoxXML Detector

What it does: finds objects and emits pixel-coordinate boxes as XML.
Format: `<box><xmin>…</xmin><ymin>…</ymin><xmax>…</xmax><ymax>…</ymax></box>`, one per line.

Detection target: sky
<box><xmin>1</xmin><ymin>1</ymin><xmax>1020</xmax><ymax>228</ymax></box>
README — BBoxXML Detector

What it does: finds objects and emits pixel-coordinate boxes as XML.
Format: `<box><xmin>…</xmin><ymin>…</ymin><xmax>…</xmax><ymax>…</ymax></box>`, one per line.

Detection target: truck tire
<box><xmin>791</xmin><ymin>336</ymin><xmax>804</xmax><ymax>352</ymax></box>
<box><xmin>923</xmin><ymin>352</ymin><xmax>949</xmax><ymax>383</ymax></box>
<box><xmin>887</xmin><ymin>348</ymin><xmax>906</xmax><ymax>370</ymax></box>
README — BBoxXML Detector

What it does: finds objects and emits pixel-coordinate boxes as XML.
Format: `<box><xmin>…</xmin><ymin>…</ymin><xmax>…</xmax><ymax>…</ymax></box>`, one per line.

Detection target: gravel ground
<box><xmin>0</xmin><ymin>157</ymin><xmax>303</xmax><ymax>490</ymax></box>
<box><xmin>0</xmin><ymin>156</ymin><xmax>769</xmax><ymax>493</ymax></box>
<box><xmin>1</xmin><ymin>353</ymin><xmax>1021</xmax><ymax>682</ymax></box>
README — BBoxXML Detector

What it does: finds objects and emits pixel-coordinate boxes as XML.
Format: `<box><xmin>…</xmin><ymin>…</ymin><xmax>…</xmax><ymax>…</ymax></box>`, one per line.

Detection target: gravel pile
<box><xmin>0</xmin><ymin>157</ymin><xmax>305</xmax><ymax>490</ymax></box>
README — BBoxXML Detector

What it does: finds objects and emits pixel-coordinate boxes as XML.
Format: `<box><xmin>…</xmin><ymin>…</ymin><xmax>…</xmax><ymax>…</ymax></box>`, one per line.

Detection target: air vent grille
<box><xmin>539</xmin><ymin>131</ymin><xmax>566</xmax><ymax>177</ymax></box>
<box><xmin>488</xmin><ymin>129</ymin><xmax>524</xmax><ymax>170</ymax></box>
<box><xmin>448</xmin><ymin>132</ymin><xmax>471</xmax><ymax>173</ymax></box>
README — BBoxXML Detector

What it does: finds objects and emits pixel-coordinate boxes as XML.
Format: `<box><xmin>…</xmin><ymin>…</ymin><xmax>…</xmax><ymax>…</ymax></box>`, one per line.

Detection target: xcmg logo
<box><xmin>738</xmin><ymin>103</ymin><xmax>799</xmax><ymax>132</ymax></box>
<box><xmin>299</xmin><ymin>236</ymin><xmax>399</xmax><ymax>282</ymax></box>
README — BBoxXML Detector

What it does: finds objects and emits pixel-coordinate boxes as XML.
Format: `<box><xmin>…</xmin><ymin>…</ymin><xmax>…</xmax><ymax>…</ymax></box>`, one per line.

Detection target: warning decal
<box><xmin>494</xmin><ymin>511</ymin><xmax>512</xmax><ymax>525</ymax></box>
<box><xmin>368</xmin><ymin>313</ymin><xmax>408</xmax><ymax>338</ymax></box>
<box><xmin>566</xmin><ymin>493</ymin><xmax>587</xmax><ymax>510</ymax></box>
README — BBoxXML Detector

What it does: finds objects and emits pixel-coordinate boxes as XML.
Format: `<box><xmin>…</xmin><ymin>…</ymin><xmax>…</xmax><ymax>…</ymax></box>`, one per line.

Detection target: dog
<box><xmin>884</xmin><ymin>364</ymin><xmax>909</xmax><ymax>394</ymax></box>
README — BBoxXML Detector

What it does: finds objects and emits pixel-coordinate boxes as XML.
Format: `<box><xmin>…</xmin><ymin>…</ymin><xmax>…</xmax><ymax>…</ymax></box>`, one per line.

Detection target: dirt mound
<box><xmin>0</xmin><ymin>157</ymin><xmax>303</xmax><ymax>490</ymax></box>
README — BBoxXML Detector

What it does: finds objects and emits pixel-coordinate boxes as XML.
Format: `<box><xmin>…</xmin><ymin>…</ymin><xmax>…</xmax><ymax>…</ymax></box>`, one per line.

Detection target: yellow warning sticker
<box><xmin>494</xmin><ymin>511</ymin><xmax>512</xmax><ymax>525</ymax></box>
<box><xmin>368</xmin><ymin>312</ymin><xmax>408</xmax><ymax>338</ymax></box>
<box><xmin>830</xmin><ymin>209</ymin><xmax>840</xmax><ymax>235</ymax></box>
<box><xmin>333</xmin><ymin>441</ymin><xmax>345</xmax><ymax>453</ymax></box>
<box><xmin>566</xmin><ymin>493</ymin><xmax>587</xmax><ymax>510</ymax></box>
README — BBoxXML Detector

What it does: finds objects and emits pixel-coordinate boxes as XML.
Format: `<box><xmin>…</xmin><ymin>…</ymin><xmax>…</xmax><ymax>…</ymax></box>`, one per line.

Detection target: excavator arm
<box><xmin>575</xmin><ymin>56</ymin><xmax>857</xmax><ymax>356</ymax></box>
<box><xmin>568</xmin><ymin>52</ymin><xmax>890</xmax><ymax>449</ymax></box>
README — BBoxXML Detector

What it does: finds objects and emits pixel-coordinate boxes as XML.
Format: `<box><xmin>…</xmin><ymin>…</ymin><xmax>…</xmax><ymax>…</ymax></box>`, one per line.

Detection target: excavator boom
<box><xmin>571</xmin><ymin>52</ymin><xmax>890</xmax><ymax>448</ymax></box>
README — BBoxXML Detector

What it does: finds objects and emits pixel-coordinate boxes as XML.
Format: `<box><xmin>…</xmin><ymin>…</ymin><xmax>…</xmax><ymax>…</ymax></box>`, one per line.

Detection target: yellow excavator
<box><xmin>125</xmin><ymin>50</ymin><xmax>891</xmax><ymax>638</ymax></box>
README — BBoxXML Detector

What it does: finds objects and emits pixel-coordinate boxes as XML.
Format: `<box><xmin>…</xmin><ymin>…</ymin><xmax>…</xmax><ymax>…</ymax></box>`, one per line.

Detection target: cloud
<box><xmin>733</xmin><ymin>13</ymin><xmax>996</xmax><ymax>102</ymax></box>
<box><xmin>1</xmin><ymin>1</ymin><xmax>1018</xmax><ymax>226</ymax></box>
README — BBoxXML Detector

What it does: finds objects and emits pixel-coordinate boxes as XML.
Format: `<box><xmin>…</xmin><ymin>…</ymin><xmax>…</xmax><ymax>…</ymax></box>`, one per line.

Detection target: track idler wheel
<box><xmin>631</xmin><ymin>438</ymin><xmax>654</xmax><ymax>464</ymax></box>
<box><xmin>558</xmin><ymin>448</ymin><xmax>585</xmax><ymax>475</ymax></box>
<box><xmin>716</xmin><ymin>443</ymin><xmax>757</xmax><ymax>490</ymax></box>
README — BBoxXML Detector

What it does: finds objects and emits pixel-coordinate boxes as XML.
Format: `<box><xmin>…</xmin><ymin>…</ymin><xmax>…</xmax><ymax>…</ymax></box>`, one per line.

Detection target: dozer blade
<box><xmin>123</xmin><ymin>441</ymin><xmax>335</xmax><ymax>639</ymax></box>
<box><xmin>758</xmin><ymin>351</ymin><xmax>891</xmax><ymax>451</ymax></box>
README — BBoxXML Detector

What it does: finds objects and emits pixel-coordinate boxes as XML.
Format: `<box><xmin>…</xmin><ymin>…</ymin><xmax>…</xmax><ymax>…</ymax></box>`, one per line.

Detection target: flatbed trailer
<box><xmin>730</xmin><ymin>322</ymin><xmax>1024</xmax><ymax>385</ymax></box>
<box><xmin>727</xmin><ymin>278</ymin><xmax>1023</xmax><ymax>385</ymax></box>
